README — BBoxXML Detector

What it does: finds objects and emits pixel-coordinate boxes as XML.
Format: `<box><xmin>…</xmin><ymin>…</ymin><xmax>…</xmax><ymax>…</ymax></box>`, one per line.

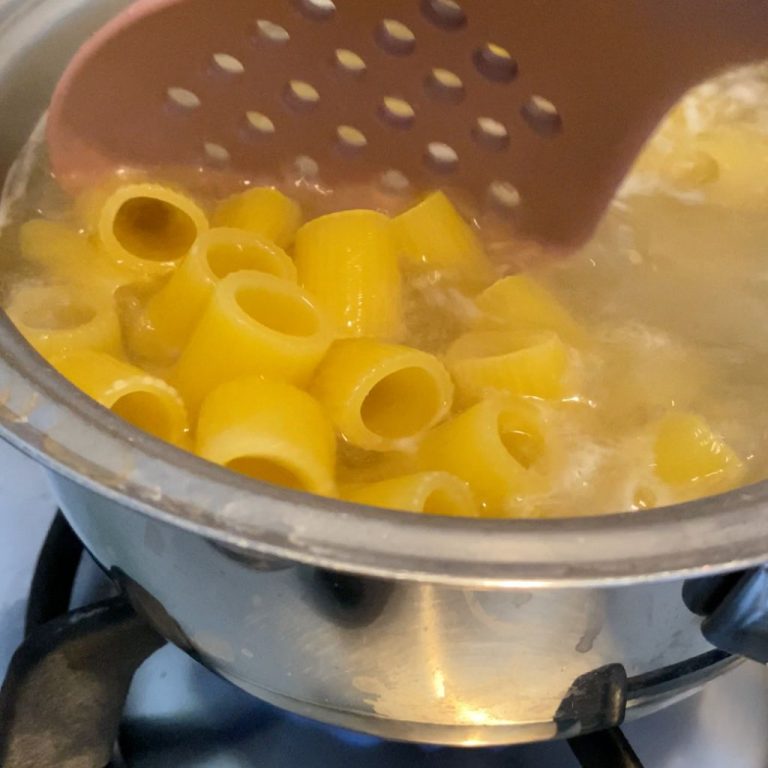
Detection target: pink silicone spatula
<box><xmin>47</xmin><ymin>0</ymin><xmax>768</xmax><ymax>249</ymax></box>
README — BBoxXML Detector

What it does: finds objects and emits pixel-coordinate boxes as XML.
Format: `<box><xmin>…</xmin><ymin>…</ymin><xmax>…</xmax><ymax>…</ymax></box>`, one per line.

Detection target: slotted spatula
<box><xmin>46</xmin><ymin>0</ymin><xmax>768</xmax><ymax>250</ymax></box>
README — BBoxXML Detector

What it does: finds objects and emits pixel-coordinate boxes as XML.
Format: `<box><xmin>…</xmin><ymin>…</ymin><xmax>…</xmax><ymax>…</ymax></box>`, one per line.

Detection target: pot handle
<box><xmin>683</xmin><ymin>567</ymin><xmax>768</xmax><ymax>664</ymax></box>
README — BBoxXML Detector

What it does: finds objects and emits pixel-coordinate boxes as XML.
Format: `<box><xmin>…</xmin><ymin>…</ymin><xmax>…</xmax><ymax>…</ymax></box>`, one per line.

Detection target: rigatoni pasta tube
<box><xmin>653</xmin><ymin>412</ymin><xmax>744</xmax><ymax>493</ymax></box>
<box><xmin>92</xmin><ymin>183</ymin><xmax>208</xmax><ymax>277</ymax></box>
<box><xmin>343</xmin><ymin>472</ymin><xmax>476</xmax><ymax>517</ymax></box>
<box><xmin>6</xmin><ymin>283</ymin><xmax>122</xmax><ymax>359</ymax></box>
<box><xmin>446</xmin><ymin>329</ymin><xmax>569</xmax><ymax>401</ymax></box>
<box><xmin>474</xmin><ymin>275</ymin><xmax>586</xmax><ymax>345</ymax></box>
<box><xmin>392</xmin><ymin>191</ymin><xmax>493</xmax><ymax>286</ymax></box>
<box><xmin>294</xmin><ymin>210</ymin><xmax>402</xmax><ymax>340</ymax></box>
<box><xmin>213</xmin><ymin>188</ymin><xmax>302</xmax><ymax>247</ymax></box>
<box><xmin>197</xmin><ymin>376</ymin><xmax>336</xmax><ymax>496</ymax></box>
<box><xmin>174</xmin><ymin>271</ymin><xmax>333</xmax><ymax>410</ymax></box>
<box><xmin>19</xmin><ymin>220</ymin><xmax>137</xmax><ymax>296</ymax></box>
<box><xmin>312</xmin><ymin>339</ymin><xmax>453</xmax><ymax>451</ymax></box>
<box><xmin>134</xmin><ymin>228</ymin><xmax>297</xmax><ymax>361</ymax></box>
<box><xmin>52</xmin><ymin>349</ymin><xmax>188</xmax><ymax>445</ymax></box>
<box><xmin>418</xmin><ymin>397</ymin><xmax>546</xmax><ymax>510</ymax></box>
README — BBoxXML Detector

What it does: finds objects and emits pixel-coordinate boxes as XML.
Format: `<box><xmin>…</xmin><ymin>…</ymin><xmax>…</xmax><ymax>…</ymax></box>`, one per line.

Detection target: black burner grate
<box><xmin>0</xmin><ymin>510</ymin><xmax>694</xmax><ymax>768</ymax></box>
<box><xmin>24</xmin><ymin>511</ymin><xmax>85</xmax><ymax>634</ymax></box>
<box><xmin>569</xmin><ymin>728</ymin><xmax>643</xmax><ymax>768</ymax></box>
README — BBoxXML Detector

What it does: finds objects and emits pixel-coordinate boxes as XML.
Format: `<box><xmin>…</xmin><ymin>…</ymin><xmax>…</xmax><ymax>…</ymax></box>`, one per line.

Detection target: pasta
<box><xmin>8</xmin><ymin>76</ymin><xmax>765</xmax><ymax>520</ymax></box>
<box><xmin>311</xmin><ymin>338</ymin><xmax>454</xmax><ymax>451</ymax></box>
<box><xmin>392</xmin><ymin>191</ymin><xmax>493</xmax><ymax>287</ymax></box>
<box><xmin>52</xmin><ymin>349</ymin><xmax>188</xmax><ymax>445</ymax></box>
<box><xmin>417</xmin><ymin>397</ymin><xmax>546</xmax><ymax>512</ymax></box>
<box><xmin>294</xmin><ymin>210</ymin><xmax>402</xmax><ymax>340</ymax></box>
<box><xmin>626</xmin><ymin>411</ymin><xmax>745</xmax><ymax>510</ymax></box>
<box><xmin>473</xmin><ymin>275</ymin><xmax>586</xmax><ymax>345</ymax></box>
<box><xmin>653</xmin><ymin>412</ymin><xmax>744</xmax><ymax>495</ymax></box>
<box><xmin>343</xmin><ymin>472</ymin><xmax>477</xmax><ymax>517</ymax></box>
<box><xmin>91</xmin><ymin>183</ymin><xmax>208</xmax><ymax>276</ymax></box>
<box><xmin>446</xmin><ymin>329</ymin><xmax>569</xmax><ymax>402</ymax></box>
<box><xmin>197</xmin><ymin>376</ymin><xmax>336</xmax><ymax>496</ymax></box>
<box><xmin>19</xmin><ymin>220</ymin><xmax>137</xmax><ymax>296</ymax></box>
<box><xmin>133</xmin><ymin>227</ymin><xmax>297</xmax><ymax>361</ymax></box>
<box><xmin>213</xmin><ymin>188</ymin><xmax>303</xmax><ymax>248</ymax></box>
<box><xmin>173</xmin><ymin>271</ymin><xmax>334</xmax><ymax>411</ymax></box>
<box><xmin>6</xmin><ymin>283</ymin><xmax>122</xmax><ymax>358</ymax></box>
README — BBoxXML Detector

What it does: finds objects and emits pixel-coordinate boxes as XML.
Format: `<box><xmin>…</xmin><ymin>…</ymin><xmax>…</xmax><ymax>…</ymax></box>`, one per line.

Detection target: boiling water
<box><xmin>3</xmin><ymin>65</ymin><xmax>768</xmax><ymax>518</ymax></box>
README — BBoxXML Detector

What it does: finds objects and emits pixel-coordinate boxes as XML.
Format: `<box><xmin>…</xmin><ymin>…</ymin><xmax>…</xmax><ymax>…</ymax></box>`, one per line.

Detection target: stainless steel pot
<box><xmin>1</xmin><ymin>0</ymin><xmax>768</xmax><ymax>748</ymax></box>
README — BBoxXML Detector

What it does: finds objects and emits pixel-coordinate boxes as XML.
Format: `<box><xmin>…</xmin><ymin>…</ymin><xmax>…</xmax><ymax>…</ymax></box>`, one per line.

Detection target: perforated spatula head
<box><xmin>47</xmin><ymin>0</ymin><xmax>768</xmax><ymax>250</ymax></box>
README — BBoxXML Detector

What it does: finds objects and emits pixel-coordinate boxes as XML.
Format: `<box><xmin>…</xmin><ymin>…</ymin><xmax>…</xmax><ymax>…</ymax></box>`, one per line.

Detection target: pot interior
<box><xmin>1</xmin><ymin>0</ymin><xmax>768</xmax><ymax>587</ymax></box>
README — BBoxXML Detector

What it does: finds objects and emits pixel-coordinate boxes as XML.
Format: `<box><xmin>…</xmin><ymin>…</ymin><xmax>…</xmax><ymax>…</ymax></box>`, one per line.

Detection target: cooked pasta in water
<box><xmin>3</xmin><ymin>65</ymin><xmax>768</xmax><ymax>518</ymax></box>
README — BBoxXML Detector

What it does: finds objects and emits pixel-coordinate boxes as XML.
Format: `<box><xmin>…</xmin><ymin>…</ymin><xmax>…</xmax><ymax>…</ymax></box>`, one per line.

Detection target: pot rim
<box><xmin>1</xmin><ymin>0</ymin><xmax>766</xmax><ymax>588</ymax></box>
<box><xmin>2</xmin><ymin>318</ymin><xmax>768</xmax><ymax>588</ymax></box>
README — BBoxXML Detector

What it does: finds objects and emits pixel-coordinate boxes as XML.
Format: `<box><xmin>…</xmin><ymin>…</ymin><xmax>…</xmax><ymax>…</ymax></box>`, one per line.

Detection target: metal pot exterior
<box><xmin>52</xmin><ymin>472</ymin><xmax>730</xmax><ymax>745</ymax></box>
<box><xmin>0</xmin><ymin>0</ymin><xmax>758</xmax><ymax>746</ymax></box>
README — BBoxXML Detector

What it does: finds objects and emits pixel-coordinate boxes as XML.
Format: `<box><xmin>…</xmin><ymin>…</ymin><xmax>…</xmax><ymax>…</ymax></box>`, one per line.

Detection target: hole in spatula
<box><xmin>488</xmin><ymin>180</ymin><xmax>521</xmax><ymax>210</ymax></box>
<box><xmin>421</xmin><ymin>0</ymin><xmax>466</xmax><ymax>29</ymax></box>
<box><xmin>380</xmin><ymin>97</ymin><xmax>415</xmax><ymax>128</ymax></box>
<box><xmin>167</xmin><ymin>87</ymin><xmax>200</xmax><ymax>110</ymax></box>
<box><xmin>204</xmin><ymin>143</ymin><xmax>231</xmax><ymax>164</ymax></box>
<box><xmin>298</xmin><ymin>0</ymin><xmax>336</xmax><ymax>20</ymax></box>
<box><xmin>212</xmin><ymin>53</ymin><xmax>245</xmax><ymax>75</ymax></box>
<box><xmin>295</xmin><ymin>155</ymin><xmax>319</xmax><ymax>180</ymax></box>
<box><xmin>246</xmin><ymin>112</ymin><xmax>276</xmax><ymax>135</ymax></box>
<box><xmin>380</xmin><ymin>170</ymin><xmax>410</xmax><ymax>193</ymax></box>
<box><xmin>285</xmin><ymin>80</ymin><xmax>320</xmax><ymax>112</ymax></box>
<box><xmin>377</xmin><ymin>19</ymin><xmax>416</xmax><ymax>55</ymax></box>
<box><xmin>474</xmin><ymin>43</ymin><xmax>517</xmax><ymax>82</ymax></box>
<box><xmin>336</xmin><ymin>125</ymin><xmax>368</xmax><ymax>154</ymax></box>
<box><xmin>521</xmin><ymin>96</ymin><xmax>562</xmax><ymax>137</ymax></box>
<box><xmin>473</xmin><ymin>117</ymin><xmax>509</xmax><ymax>150</ymax></box>
<box><xmin>335</xmin><ymin>49</ymin><xmax>366</xmax><ymax>75</ymax></box>
<box><xmin>425</xmin><ymin>142</ymin><xmax>459</xmax><ymax>173</ymax></box>
<box><xmin>425</xmin><ymin>68</ymin><xmax>464</xmax><ymax>102</ymax></box>
<box><xmin>256</xmin><ymin>19</ymin><xmax>290</xmax><ymax>44</ymax></box>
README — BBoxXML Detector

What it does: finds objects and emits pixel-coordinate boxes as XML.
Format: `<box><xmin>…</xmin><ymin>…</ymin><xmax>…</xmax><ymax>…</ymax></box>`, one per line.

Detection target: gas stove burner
<box><xmin>0</xmin><ymin>511</ymin><xmax>652</xmax><ymax>768</ymax></box>
<box><xmin>2</xmin><ymin>502</ymin><xmax>768</xmax><ymax>768</ymax></box>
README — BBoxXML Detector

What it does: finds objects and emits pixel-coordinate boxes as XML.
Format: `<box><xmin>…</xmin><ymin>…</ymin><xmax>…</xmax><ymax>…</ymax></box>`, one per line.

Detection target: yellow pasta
<box><xmin>678</xmin><ymin>126</ymin><xmax>768</xmax><ymax>208</ymax></box>
<box><xmin>635</xmin><ymin>119</ymin><xmax>768</xmax><ymax>209</ymax></box>
<box><xmin>446</xmin><ymin>329</ymin><xmax>569</xmax><ymax>402</ymax></box>
<box><xmin>392</xmin><ymin>191</ymin><xmax>493</xmax><ymax>287</ymax></box>
<box><xmin>417</xmin><ymin>397</ymin><xmax>546</xmax><ymax>511</ymax></box>
<box><xmin>8</xmin><ymin>126</ymin><xmax>758</xmax><ymax>520</ymax></box>
<box><xmin>197</xmin><ymin>376</ymin><xmax>336</xmax><ymax>496</ymax></box>
<box><xmin>131</xmin><ymin>228</ymin><xmax>297</xmax><ymax>362</ymax></box>
<box><xmin>19</xmin><ymin>220</ymin><xmax>137</xmax><ymax>296</ymax></box>
<box><xmin>294</xmin><ymin>210</ymin><xmax>402</xmax><ymax>340</ymax></box>
<box><xmin>653</xmin><ymin>412</ymin><xmax>744</xmax><ymax>495</ymax></box>
<box><xmin>174</xmin><ymin>271</ymin><xmax>334</xmax><ymax>411</ymax></box>
<box><xmin>90</xmin><ymin>183</ymin><xmax>208</xmax><ymax>277</ymax></box>
<box><xmin>343</xmin><ymin>472</ymin><xmax>477</xmax><ymax>517</ymax></box>
<box><xmin>213</xmin><ymin>188</ymin><xmax>302</xmax><ymax>248</ymax></box>
<box><xmin>52</xmin><ymin>349</ymin><xmax>188</xmax><ymax>445</ymax></box>
<box><xmin>473</xmin><ymin>275</ymin><xmax>587</xmax><ymax>345</ymax></box>
<box><xmin>5</xmin><ymin>283</ymin><xmax>122</xmax><ymax>358</ymax></box>
<box><xmin>311</xmin><ymin>338</ymin><xmax>454</xmax><ymax>451</ymax></box>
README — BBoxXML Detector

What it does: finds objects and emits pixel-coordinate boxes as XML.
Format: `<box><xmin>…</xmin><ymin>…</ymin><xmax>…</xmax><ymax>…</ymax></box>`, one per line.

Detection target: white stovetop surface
<box><xmin>1</xmin><ymin>437</ymin><xmax>768</xmax><ymax>767</ymax></box>
<box><xmin>0</xmin><ymin>438</ymin><xmax>58</xmax><ymax>678</ymax></box>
